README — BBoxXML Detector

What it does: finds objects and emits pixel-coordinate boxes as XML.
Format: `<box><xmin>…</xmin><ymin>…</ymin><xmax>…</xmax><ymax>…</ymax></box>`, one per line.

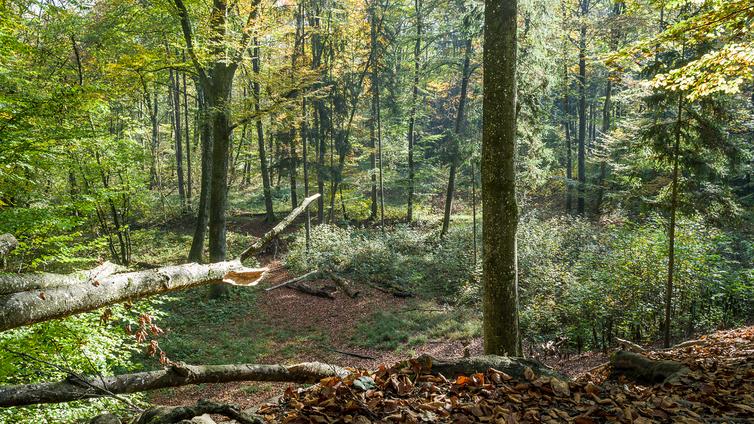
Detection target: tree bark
<box><xmin>368</xmin><ymin>2</ymin><xmax>379</xmax><ymax>221</ymax></box>
<box><xmin>182</xmin><ymin>56</ymin><xmax>192</xmax><ymax>209</ymax></box>
<box><xmin>0</xmin><ymin>261</ymin><xmax>124</xmax><ymax>295</ymax></box>
<box><xmin>482</xmin><ymin>0</ymin><xmax>520</xmax><ymax>356</ymax></box>
<box><xmin>441</xmin><ymin>31</ymin><xmax>472</xmax><ymax>238</ymax></box>
<box><xmin>0</xmin><ymin>261</ymin><xmax>266</xmax><ymax>332</ymax></box>
<box><xmin>239</xmin><ymin>193</ymin><xmax>321</xmax><ymax>261</ymax></box>
<box><xmin>0</xmin><ymin>361</ymin><xmax>346</xmax><ymax>407</ymax></box>
<box><xmin>576</xmin><ymin>0</ymin><xmax>589</xmax><ymax>216</ymax></box>
<box><xmin>664</xmin><ymin>92</ymin><xmax>683</xmax><ymax>348</ymax></box>
<box><xmin>406</xmin><ymin>0</ymin><xmax>422</xmax><ymax>223</ymax></box>
<box><xmin>169</xmin><ymin>60</ymin><xmax>186</xmax><ymax>209</ymax></box>
<box><xmin>610</xmin><ymin>351</ymin><xmax>688</xmax><ymax>385</ymax></box>
<box><xmin>188</xmin><ymin>83</ymin><xmax>212</xmax><ymax>263</ymax></box>
<box><xmin>252</xmin><ymin>40</ymin><xmax>276</xmax><ymax>223</ymax></box>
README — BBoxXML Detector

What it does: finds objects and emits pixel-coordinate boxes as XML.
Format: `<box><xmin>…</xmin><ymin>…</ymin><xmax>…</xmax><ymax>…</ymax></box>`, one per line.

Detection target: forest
<box><xmin>0</xmin><ymin>0</ymin><xmax>753</xmax><ymax>422</ymax></box>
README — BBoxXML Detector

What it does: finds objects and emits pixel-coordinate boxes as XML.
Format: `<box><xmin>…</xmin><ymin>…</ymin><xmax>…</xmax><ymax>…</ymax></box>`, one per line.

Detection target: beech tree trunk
<box><xmin>0</xmin><ymin>261</ymin><xmax>266</xmax><ymax>332</ymax></box>
<box><xmin>0</xmin><ymin>361</ymin><xmax>347</xmax><ymax>407</ymax></box>
<box><xmin>253</xmin><ymin>45</ymin><xmax>275</xmax><ymax>223</ymax></box>
<box><xmin>482</xmin><ymin>0</ymin><xmax>520</xmax><ymax>356</ymax></box>
<box><xmin>169</xmin><ymin>61</ymin><xmax>186</xmax><ymax>209</ymax></box>
<box><xmin>188</xmin><ymin>83</ymin><xmax>212</xmax><ymax>263</ymax></box>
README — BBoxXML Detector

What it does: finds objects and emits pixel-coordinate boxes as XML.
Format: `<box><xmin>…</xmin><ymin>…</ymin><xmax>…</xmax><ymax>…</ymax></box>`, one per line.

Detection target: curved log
<box><xmin>416</xmin><ymin>354</ymin><xmax>568</xmax><ymax>380</ymax></box>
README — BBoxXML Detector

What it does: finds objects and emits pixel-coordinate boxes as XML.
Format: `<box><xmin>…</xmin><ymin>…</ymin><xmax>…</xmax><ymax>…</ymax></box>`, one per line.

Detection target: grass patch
<box><xmin>351</xmin><ymin>302</ymin><xmax>481</xmax><ymax>351</ymax></box>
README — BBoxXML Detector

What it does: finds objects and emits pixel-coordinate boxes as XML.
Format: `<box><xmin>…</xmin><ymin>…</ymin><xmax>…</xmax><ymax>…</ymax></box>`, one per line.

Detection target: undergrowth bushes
<box><xmin>285</xmin><ymin>214</ymin><xmax>753</xmax><ymax>349</ymax></box>
<box><xmin>285</xmin><ymin>224</ymin><xmax>477</xmax><ymax>300</ymax></box>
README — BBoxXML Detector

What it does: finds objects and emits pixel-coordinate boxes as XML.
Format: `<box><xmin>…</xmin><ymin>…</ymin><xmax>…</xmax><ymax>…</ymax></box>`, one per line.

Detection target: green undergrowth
<box><xmin>352</xmin><ymin>303</ymin><xmax>482</xmax><ymax>351</ymax></box>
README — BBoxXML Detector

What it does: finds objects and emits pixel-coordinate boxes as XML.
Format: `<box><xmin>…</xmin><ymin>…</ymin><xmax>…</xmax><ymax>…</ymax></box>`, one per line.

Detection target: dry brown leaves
<box><xmin>257</xmin><ymin>327</ymin><xmax>754</xmax><ymax>423</ymax></box>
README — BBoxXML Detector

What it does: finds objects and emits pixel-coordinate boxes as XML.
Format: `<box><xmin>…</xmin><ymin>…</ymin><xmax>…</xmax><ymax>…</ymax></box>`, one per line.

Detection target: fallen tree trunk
<box><xmin>615</xmin><ymin>337</ymin><xmax>646</xmax><ymax>353</ymax></box>
<box><xmin>240</xmin><ymin>193</ymin><xmax>321</xmax><ymax>261</ymax></box>
<box><xmin>288</xmin><ymin>281</ymin><xmax>336</xmax><ymax>299</ymax></box>
<box><xmin>0</xmin><ymin>261</ymin><xmax>266</xmax><ymax>332</ymax></box>
<box><xmin>415</xmin><ymin>354</ymin><xmax>567</xmax><ymax>380</ymax></box>
<box><xmin>0</xmin><ymin>233</ymin><xmax>18</xmax><ymax>257</ymax></box>
<box><xmin>610</xmin><ymin>350</ymin><xmax>689</xmax><ymax>384</ymax></box>
<box><xmin>329</xmin><ymin>273</ymin><xmax>360</xmax><ymax>298</ymax></box>
<box><xmin>0</xmin><ymin>261</ymin><xmax>125</xmax><ymax>295</ymax></box>
<box><xmin>135</xmin><ymin>399</ymin><xmax>264</xmax><ymax>424</ymax></box>
<box><xmin>0</xmin><ymin>361</ymin><xmax>349</xmax><ymax>407</ymax></box>
<box><xmin>265</xmin><ymin>270</ymin><xmax>319</xmax><ymax>291</ymax></box>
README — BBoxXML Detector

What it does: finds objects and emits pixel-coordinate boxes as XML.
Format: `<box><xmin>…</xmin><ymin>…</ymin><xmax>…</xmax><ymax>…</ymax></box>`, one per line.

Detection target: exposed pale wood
<box><xmin>0</xmin><ymin>261</ymin><xmax>267</xmax><ymax>332</ymax></box>
<box><xmin>239</xmin><ymin>193</ymin><xmax>321</xmax><ymax>260</ymax></box>
<box><xmin>0</xmin><ymin>361</ymin><xmax>348</xmax><ymax>407</ymax></box>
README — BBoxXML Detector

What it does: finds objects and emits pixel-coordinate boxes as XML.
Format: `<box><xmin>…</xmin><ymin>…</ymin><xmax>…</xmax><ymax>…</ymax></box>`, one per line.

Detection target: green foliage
<box><xmin>518</xmin><ymin>214</ymin><xmax>754</xmax><ymax>347</ymax></box>
<box><xmin>285</xmin><ymin>224</ymin><xmax>476</xmax><ymax>300</ymax></box>
<box><xmin>0</xmin><ymin>302</ymin><xmax>160</xmax><ymax>423</ymax></box>
<box><xmin>352</xmin><ymin>304</ymin><xmax>481</xmax><ymax>351</ymax></box>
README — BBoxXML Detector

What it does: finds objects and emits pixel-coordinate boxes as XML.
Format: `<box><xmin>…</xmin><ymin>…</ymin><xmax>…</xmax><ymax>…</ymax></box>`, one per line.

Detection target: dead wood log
<box><xmin>615</xmin><ymin>337</ymin><xmax>646</xmax><ymax>353</ymax></box>
<box><xmin>0</xmin><ymin>233</ymin><xmax>18</xmax><ymax>257</ymax></box>
<box><xmin>328</xmin><ymin>273</ymin><xmax>360</xmax><ymax>298</ymax></box>
<box><xmin>414</xmin><ymin>354</ymin><xmax>567</xmax><ymax>380</ymax></box>
<box><xmin>288</xmin><ymin>281</ymin><xmax>336</xmax><ymax>299</ymax></box>
<box><xmin>265</xmin><ymin>270</ymin><xmax>319</xmax><ymax>291</ymax></box>
<box><xmin>0</xmin><ymin>261</ymin><xmax>267</xmax><ymax>332</ymax></box>
<box><xmin>609</xmin><ymin>350</ymin><xmax>689</xmax><ymax>384</ymax></box>
<box><xmin>240</xmin><ymin>193</ymin><xmax>321</xmax><ymax>261</ymax></box>
<box><xmin>136</xmin><ymin>399</ymin><xmax>263</xmax><ymax>424</ymax></box>
<box><xmin>0</xmin><ymin>361</ymin><xmax>348</xmax><ymax>407</ymax></box>
<box><xmin>0</xmin><ymin>261</ymin><xmax>125</xmax><ymax>295</ymax></box>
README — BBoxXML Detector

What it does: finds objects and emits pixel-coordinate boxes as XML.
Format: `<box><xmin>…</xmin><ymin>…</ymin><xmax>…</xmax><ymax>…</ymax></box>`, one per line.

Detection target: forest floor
<box><xmin>145</xmin><ymin>254</ymin><xmax>604</xmax><ymax>412</ymax></box>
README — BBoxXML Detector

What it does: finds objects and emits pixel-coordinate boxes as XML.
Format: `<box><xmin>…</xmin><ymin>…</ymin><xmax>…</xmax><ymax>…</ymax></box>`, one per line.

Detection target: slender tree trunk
<box><xmin>169</xmin><ymin>63</ymin><xmax>186</xmax><ymax>209</ymax></box>
<box><xmin>148</xmin><ymin>83</ymin><xmax>160</xmax><ymax>190</ymax></box>
<box><xmin>482</xmin><ymin>0</ymin><xmax>520</xmax><ymax>356</ymax></box>
<box><xmin>183</xmin><ymin>54</ymin><xmax>193</xmax><ymax>209</ymax></box>
<box><xmin>664</xmin><ymin>93</ymin><xmax>683</xmax><ymax>348</ymax></box>
<box><xmin>368</xmin><ymin>2</ymin><xmax>379</xmax><ymax>221</ymax></box>
<box><xmin>252</xmin><ymin>37</ymin><xmax>276</xmax><ymax>222</ymax></box>
<box><xmin>564</xmin><ymin>77</ymin><xmax>573</xmax><ymax>214</ymax></box>
<box><xmin>471</xmin><ymin>162</ymin><xmax>477</xmax><ymax>265</ymax></box>
<box><xmin>406</xmin><ymin>0</ymin><xmax>422</xmax><ymax>223</ymax></box>
<box><xmin>576</xmin><ymin>0</ymin><xmax>589</xmax><ymax>216</ymax></box>
<box><xmin>441</xmin><ymin>34</ymin><xmax>472</xmax><ymax>238</ymax></box>
<box><xmin>595</xmin><ymin>78</ymin><xmax>611</xmax><ymax>214</ymax></box>
<box><xmin>189</xmin><ymin>84</ymin><xmax>212</xmax><ymax>263</ymax></box>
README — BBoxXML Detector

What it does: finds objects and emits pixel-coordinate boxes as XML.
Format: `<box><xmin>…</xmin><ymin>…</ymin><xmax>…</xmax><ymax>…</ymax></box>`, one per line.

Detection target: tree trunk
<box><xmin>0</xmin><ymin>261</ymin><xmax>266</xmax><ymax>332</ymax></box>
<box><xmin>148</xmin><ymin>83</ymin><xmax>160</xmax><ymax>190</ymax></box>
<box><xmin>239</xmin><ymin>193</ymin><xmax>321</xmax><ymax>261</ymax></box>
<box><xmin>406</xmin><ymin>0</ymin><xmax>422</xmax><ymax>223</ymax></box>
<box><xmin>0</xmin><ymin>361</ymin><xmax>345</xmax><ymax>407</ymax></box>
<box><xmin>183</xmin><ymin>56</ymin><xmax>193</xmax><ymax>209</ymax></box>
<box><xmin>189</xmin><ymin>84</ymin><xmax>212</xmax><ymax>263</ymax></box>
<box><xmin>664</xmin><ymin>93</ymin><xmax>683</xmax><ymax>348</ymax></box>
<box><xmin>576</xmin><ymin>0</ymin><xmax>589</xmax><ymax>216</ymax></box>
<box><xmin>368</xmin><ymin>3</ymin><xmax>379</xmax><ymax>221</ymax></box>
<box><xmin>563</xmin><ymin>69</ymin><xmax>573</xmax><ymax>214</ymax></box>
<box><xmin>595</xmin><ymin>78</ymin><xmax>611</xmax><ymax>214</ymax></box>
<box><xmin>440</xmin><ymin>34</ymin><xmax>472</xmax><ymax>238</ymax></box>
<box><xmin>169</xmin><ymin>62</ymin><xmax>186</xmax><ymax>209</ymax></box>
<box><xmin>252</xmin><ymin>38</ymin><xmax>276</xmax><ymax>223</ymax></box>
<box><xmin>482</xmin><ymin>0</ymin><xmax>520</xmax><ymax>356</ymax></box>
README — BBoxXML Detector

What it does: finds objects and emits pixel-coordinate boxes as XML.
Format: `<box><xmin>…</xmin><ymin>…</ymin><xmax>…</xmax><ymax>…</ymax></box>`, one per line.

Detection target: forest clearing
<box><xmin>1</xmin><ymin>0</ymin><xmax>753</xmax><ymax>422</ymax></box>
